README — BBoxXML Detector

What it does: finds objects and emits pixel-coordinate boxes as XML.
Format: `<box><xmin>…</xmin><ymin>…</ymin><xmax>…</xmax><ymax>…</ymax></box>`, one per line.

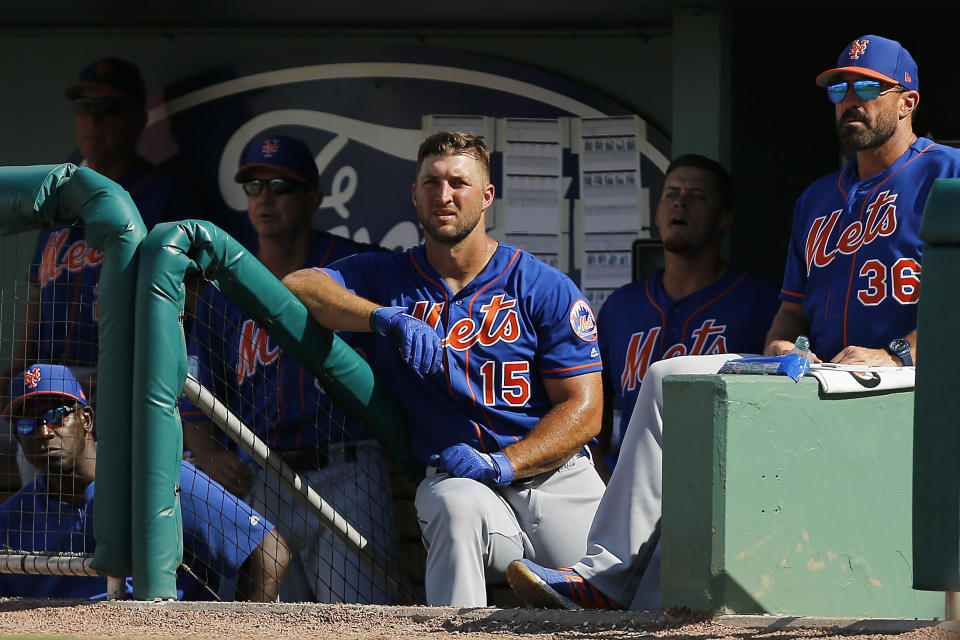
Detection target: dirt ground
<box><xmin>0</xmin><ymin>600</ymin><xmax>953</xmax><ymax>640</ymax></box>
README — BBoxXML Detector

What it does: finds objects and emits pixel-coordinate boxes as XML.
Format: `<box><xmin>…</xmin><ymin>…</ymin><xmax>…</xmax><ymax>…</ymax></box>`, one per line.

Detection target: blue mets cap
<box><xmin>816</xmin><ymin>35</ymin><xmax>918</xmax><ymax>92</ymax></box>
<box><xmin>64</xmin><ymin>57</ymin><xmax>146</xmax><ymax>108</ymax></box>
<box><xmin>4</xmin><ymin>364</ymin><xmax>88</xmax><ymax>418</ymax></box>
<box><xmin>234</xmin><ymin>134</ymin><xmax>321</xmax><ymax>190</ymax></box>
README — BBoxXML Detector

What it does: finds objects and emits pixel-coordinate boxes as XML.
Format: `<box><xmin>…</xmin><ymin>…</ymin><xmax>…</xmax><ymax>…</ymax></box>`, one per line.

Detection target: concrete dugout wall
<box><xmin>661</xmin><ymin>375</ymin><xmax>940</xmax><ymax>618</ymax></box>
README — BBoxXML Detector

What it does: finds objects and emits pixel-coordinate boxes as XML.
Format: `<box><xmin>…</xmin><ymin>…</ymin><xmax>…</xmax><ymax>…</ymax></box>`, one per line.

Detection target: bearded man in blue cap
<box><xmin>762</xmin><ymin>33</ymin><xmax>960</xmax><ymax>366</ymax></box>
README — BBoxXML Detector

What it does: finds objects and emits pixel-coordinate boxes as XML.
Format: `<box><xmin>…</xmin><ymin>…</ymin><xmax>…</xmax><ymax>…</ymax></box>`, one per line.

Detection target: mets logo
<box><xmin>95</xmin><ymin>59</ymin><xmax>114</xmax><ymax>78</ymax></box>
<box><xmin>568</xmin><ymin>299</ymin><xmax>598</xmax><ymax>342</ymax></box>
<box><xmin>261</xmin><ymin>138</ymin><xmax>280</xmax><ymax>158</ymax></box>
<box><xmin>23</xmin><ymin>367</ymin><xmax>42</xmax><ymax>389</ymax></box>
<box><xmin>849</xmin><ymin>40</ymin><xmax>869</xmax><ymax>59</ymax></box>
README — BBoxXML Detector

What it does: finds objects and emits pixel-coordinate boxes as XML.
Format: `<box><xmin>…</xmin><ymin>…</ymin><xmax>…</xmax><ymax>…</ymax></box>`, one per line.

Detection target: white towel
<box><xmin>807</xmin><ymin>362</ymin><xmax>915</xmax><ymax>394</ymax></box>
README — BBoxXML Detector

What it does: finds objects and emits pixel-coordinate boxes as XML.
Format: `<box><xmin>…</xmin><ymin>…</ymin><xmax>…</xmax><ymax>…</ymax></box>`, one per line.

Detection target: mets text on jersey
<box><xmin>37</xmin><ymin>229</ymin><xmax>104</xmax><ymax>287</ymax></box>
<box><xmin>236</xmin><ymin>319</ymin><xmax>280</xmax><ymax>383</ymax></box>
<box><xmin>805</xmin><ymin>189</ymin><xmax>896</xmax><ymax>273</ymax></box>
<box><xmin>410</xmin><ymin>295</ymin><xmax>597</xmax><ymax>352</ymax></box>
<box><xmin>235</xmin><ymin>319</ymin><xmax>327</xmax><ymax>394</ymax></box>
<box><xmin>619</xmin><ymin>319</ymin><xmax>727</xmax><ymax>394</ymax></box>
<box><xmin>412</xmin><ymin>296</ymin><xmax>521</xmax><ymax>351</ymax></box>
<box><xmin>804</xmin><ymin>189</ymin><xmax>920</xmax><ymax>307</ymax></box>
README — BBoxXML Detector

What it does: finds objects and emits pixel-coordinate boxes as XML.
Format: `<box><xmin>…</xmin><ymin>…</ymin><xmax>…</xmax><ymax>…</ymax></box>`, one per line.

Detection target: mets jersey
<box><xmin>181</xmin><ymin>232</ymin><xmax>386</xmax><ymax>459</ymax></box>
<box><xmin>781</xmin><ymin>137</ymin><xmax>960</xmax><ymax>360</ymax></box>
<box><xmin>318</xmin><ymin>242</ymin><xmax>602</xmax><ymax>465</ymax></box>
<box><xmin>29</xmin><ymin>157</ymin><xmax>196</xmax><ymax>365</ymax></box>
<box><xmin>599</xmin><ymin>264</ymin><xmax>778</xmax><ymax>438</ymax></box>
<box><xmin>0</xmin><ymin>461</ymin><xmax>273</xmax><ymax>600</ymax></box>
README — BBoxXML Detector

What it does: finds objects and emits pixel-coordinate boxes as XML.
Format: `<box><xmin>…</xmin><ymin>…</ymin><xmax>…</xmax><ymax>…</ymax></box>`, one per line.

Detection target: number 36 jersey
<box><xmin>781</xmin><ymin>137</ymin><xmax>960</xmax><ymax>360</ymax></box>
<box><xmin>318</xmin><ymin>242</ymin><xmax>602</xmax><ymax>465</ymax></box>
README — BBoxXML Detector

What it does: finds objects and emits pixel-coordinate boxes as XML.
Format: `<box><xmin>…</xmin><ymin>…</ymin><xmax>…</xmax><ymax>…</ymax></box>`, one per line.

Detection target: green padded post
<box><xmin>146</xmin><ymin>219</ymin><xmax>414</xmax><ymax>466</ymax></box>
<box><xmin>914</xmin><ymin>177</ymin><xmax>960</xmax><ymax>591</ymax></box>
<box><xmin>131</xmin><ymin>219</ymin><xmax>417</xmax><ymax>600</ymax></box>
<box><xmin>0</xmin><ymin>164</ymin><xmax>145</xmax><ymax>579</ymax></box>
<box><xmin>663</xmin><ymin>374</ymin><xmax>940</xmax><ymax>617</ymax></box>
<box><xmin>131</xmin><ymin>226</ymin><xmax>190</xmax><ymax>600</ymax></box>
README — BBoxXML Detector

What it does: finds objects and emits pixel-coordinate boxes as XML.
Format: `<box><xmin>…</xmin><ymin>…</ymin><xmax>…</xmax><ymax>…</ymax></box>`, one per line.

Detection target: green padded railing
<box><xmin>0</xmin><ymin>164</ymin><xmax>146</xmax><ymax>581</ymax></box>
<box><xmin>132</xmin><ymin>219</ymin><xmax>416</xmax><ymax>598</ymax></box>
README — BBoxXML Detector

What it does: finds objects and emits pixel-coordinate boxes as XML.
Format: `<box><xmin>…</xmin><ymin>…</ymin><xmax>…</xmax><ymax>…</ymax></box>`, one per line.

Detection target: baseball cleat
<box><xmin>506</xmin><ymin>559</ymin><xmax>622</xmax><ymax>610</ymax></box>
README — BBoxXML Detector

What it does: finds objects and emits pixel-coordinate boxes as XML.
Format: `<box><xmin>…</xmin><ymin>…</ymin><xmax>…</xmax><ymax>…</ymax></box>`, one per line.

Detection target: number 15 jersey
<box><xmin>318</xmin><ymin>242</ymin><xmax>602</xmax><ymax>465</ymax></box>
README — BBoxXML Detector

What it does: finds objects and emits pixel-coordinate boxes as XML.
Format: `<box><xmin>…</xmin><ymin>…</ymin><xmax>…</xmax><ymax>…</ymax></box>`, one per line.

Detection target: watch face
<box><xmin>889</xmin><ymin>338</ymin><xmax>909</xmax><ymax>353</ymax></box>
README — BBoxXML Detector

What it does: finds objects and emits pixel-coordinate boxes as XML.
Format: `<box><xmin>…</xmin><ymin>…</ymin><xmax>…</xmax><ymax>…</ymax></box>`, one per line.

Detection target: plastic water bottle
<box><xmin>792</xmin><ymin>335</ymin><xmax>814</xmax><ymax>363</ymax></box>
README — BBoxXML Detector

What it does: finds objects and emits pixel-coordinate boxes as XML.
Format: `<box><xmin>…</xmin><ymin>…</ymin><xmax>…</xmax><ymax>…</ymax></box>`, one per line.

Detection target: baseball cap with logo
<box><xmin>816</xmin><ymin>35</ymin><xmax>918</xmax><ymax>92</ymax></box>
<box><xmin>234</xmin><ymin>134</ymin><xmax>321</xmax><ymax>190</ymax></box>
<box><xmin>4</xmin><ymin>364</ymin><xmax>88</xmax><ymax>418</ymax></box>
<box><xmin>63</xmin><ymin>57</ymin><xmax>147</xmax><ymax>108</ymax></box>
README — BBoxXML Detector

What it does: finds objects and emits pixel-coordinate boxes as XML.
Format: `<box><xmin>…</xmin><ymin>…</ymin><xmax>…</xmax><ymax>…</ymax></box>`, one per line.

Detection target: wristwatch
<box><xmin>885</xmin><ymin>337</ymin><xmax>913</xmax><ymax>366</ymax></box>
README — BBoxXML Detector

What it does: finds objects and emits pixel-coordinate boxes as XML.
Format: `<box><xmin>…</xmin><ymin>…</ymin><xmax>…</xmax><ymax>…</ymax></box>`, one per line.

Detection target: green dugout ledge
<box><xmin>658</xmin><ymin>177</ymin><xmax>960</xmax><ymax>618</ymax></box>
<box><xmin>660</xmin><ymin>374</ymin><xmax>939</xmax><ymax>618</ymax></box>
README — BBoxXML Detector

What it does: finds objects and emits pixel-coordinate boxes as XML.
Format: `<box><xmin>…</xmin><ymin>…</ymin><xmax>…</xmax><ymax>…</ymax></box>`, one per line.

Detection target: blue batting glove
<box><xmin>439</xmin><ymin>443</ymin><xmax>515</xmax><ymax>486</ymax></box>
<box><xmin>371</xmin><ymin>306</ymin><xmax>444</xmax><ymax>376</ymax></box>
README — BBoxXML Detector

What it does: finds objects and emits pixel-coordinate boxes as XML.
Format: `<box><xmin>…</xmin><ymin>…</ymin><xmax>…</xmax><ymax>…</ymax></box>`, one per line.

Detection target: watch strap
<box><xmin>886</xmin><ymin>339</ymin><xmax>913</xmax><ymax>366</ymax></box>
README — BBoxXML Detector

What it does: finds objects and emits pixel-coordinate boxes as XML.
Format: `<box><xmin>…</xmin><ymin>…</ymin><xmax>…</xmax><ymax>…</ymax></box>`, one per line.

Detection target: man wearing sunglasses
<box><xmin>2</xmin><ymin>57</ymin><xmax>202</xmax><ymax>488</ymax></box>
<box><xmin>0</xmin><ymin>364</ymin><xmax>290</xmax><ymax>600</ymax></box>
<box><xmin>504</xmin><ymin>35</ymin><xmax>960</xmax><ymax>614</ymax></box>
<box><xmin>765</xmin><ymin>34</ymin><xmax>960</xmax><ymax>366</ymax></box>
<box><xmin>65</xmin><ymin>57</ymin><xmax>147</xmax><ymax>182</ymax></box>
<box><xmin>24</xmin><ymin>56</ymin><xmax>197</xmax><ymax>374</ymax></box>
<box><xmin>181</xmin><ymin>133</ymin><xmax>397</xmax><ymax>604</ymax></box>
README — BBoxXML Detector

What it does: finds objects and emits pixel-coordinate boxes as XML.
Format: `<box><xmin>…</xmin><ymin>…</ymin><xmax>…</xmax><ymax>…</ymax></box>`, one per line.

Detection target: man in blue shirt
<box><xmin>181</xmin><ymin>133</ymin><xmax>398</xmax><ymax>604</ymax></box>
<box><xmin>0</xmin><ymin>364</ymin><xmax>290</xmax><ymax>600</ymax></box>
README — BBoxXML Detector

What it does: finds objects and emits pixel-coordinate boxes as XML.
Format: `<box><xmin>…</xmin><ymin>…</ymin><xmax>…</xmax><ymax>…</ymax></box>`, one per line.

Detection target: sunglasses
<box><xmin>826</xmin><ymin>79</ymin><xmax>900</xmax><ymax>104</ymax></box>
<box><xmin>242</xmin><ymin>178</ymin><xmax>305</xmax><ymax>197</ymax></box>
<box><xmin>16</xmin><ymin>405</ymin><xmax>81</xmax><ymax>436</ymax></box>
<box><xmin>71</xmin><ymin>97</ymin><xmax>132</xmax><ymax>117</ymax></box>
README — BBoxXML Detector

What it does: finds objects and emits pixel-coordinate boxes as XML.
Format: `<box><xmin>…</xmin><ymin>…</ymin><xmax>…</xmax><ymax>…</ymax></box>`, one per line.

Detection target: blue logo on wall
<box><xmin>140</xmin><ymin>47</ymin><xmax>670</xmax><ymax>256</ymax></box>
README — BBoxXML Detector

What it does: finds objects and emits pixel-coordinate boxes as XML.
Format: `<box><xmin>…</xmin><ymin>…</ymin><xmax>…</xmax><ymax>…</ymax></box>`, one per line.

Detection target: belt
<box><xmin>279</xmin><ymin>443</ymin><xmax>358</xmax><ymax>471</ymax></box>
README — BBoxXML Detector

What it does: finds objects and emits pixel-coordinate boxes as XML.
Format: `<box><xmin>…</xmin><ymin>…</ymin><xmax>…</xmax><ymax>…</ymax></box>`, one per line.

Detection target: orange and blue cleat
<box><xmin>506</xmin><ymin>559</ymin><xmax>622</xmax><ymax>610</ymax></box>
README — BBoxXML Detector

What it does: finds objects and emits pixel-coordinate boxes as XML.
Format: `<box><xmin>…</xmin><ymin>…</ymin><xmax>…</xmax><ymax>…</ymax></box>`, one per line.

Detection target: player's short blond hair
<box><xmin>416</xmin><ymin>132</ymin><xmax>491</xmax><ymax>181</ymax></box>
